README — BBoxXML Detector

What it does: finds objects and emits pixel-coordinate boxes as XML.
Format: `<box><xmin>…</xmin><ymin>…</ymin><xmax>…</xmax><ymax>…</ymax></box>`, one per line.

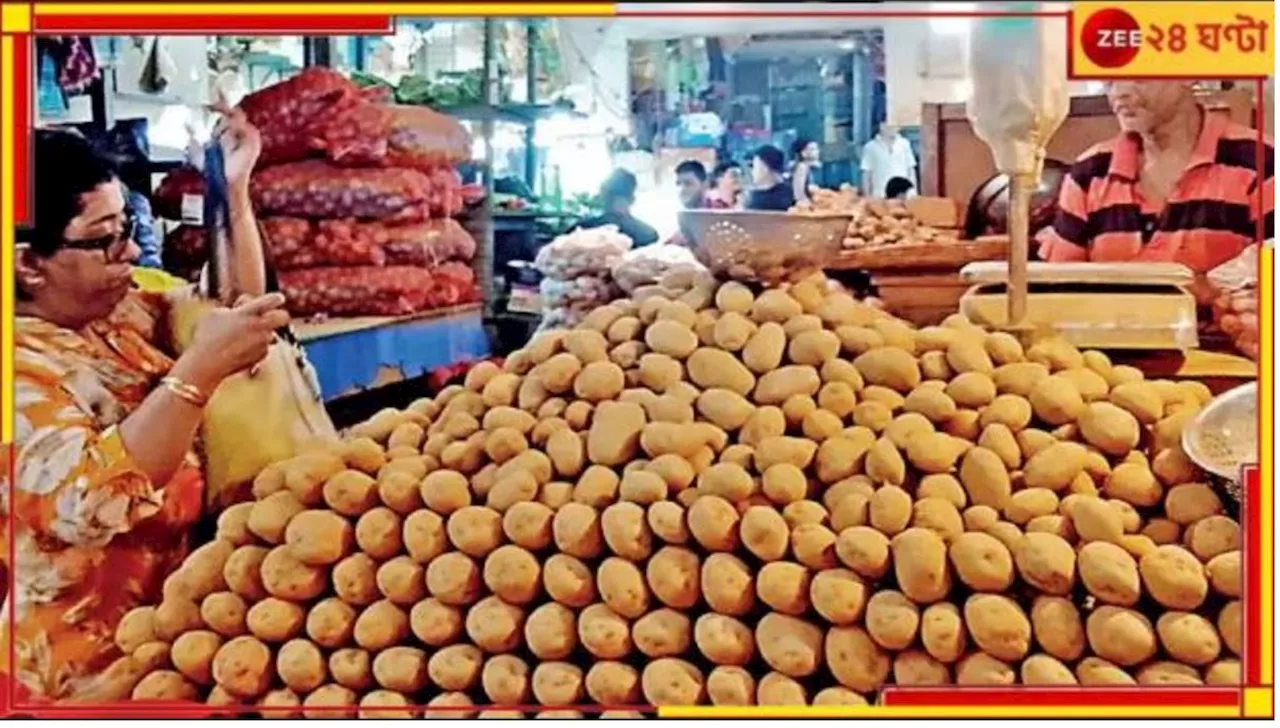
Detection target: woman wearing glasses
<box><xmin>4</xmin><ymin>114</ymin><xmax>287</xmax><ymax>702</ymax></box>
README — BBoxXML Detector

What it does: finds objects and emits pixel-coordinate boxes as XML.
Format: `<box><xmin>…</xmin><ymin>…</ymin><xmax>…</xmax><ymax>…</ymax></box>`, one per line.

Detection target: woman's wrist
<box><xmin>169</xmin><ymin>353</ymin><xmax>224</xmax><ymax>399</ymax></box>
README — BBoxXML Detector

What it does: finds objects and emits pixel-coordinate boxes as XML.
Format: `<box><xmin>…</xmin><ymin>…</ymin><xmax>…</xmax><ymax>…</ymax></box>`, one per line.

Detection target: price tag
<box><xmin>180</xmin><ymin>194</ymin><xmax>204</xmax><ymax>226</ymax></box>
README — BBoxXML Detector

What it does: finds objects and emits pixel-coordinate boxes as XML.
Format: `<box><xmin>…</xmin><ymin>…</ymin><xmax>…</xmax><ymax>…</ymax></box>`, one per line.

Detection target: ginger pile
<box><xmin>118</xmin><ymin>270</ymin><xmax>1241</xmax><ymax>716</ymax></box>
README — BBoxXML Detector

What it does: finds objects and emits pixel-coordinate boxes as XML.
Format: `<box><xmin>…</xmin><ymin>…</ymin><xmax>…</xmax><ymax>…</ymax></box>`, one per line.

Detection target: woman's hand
<box><xmin>178</xmin><ymin>293</ymin><xmax>290</xmax><ymax>392</ymax></box>
<box><xmin>213</xmin><ymin>106</ymin><xmax>262</xmax><ymax>193</ymax></box>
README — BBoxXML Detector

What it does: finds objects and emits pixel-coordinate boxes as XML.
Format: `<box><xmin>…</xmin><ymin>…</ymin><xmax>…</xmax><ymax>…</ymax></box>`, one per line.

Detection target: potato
<box><xmin>632</xmin><ymin>608</ymin><xmax>692</xmax><ymax>659</ymax></box>
<box><xmin>825</xmin><ymin>626</ymin><xmax>891</xmax><ymax>692</ymax></box>
<box><xmin>755</xmin><ymin>612</ymin><xmax>824</xmax><ymax>678</ymax></box>
<box><xmin>958</xmin><ymin>446</ymin><xmax>1012</xmax><ymax>510</ymax></box>
<box><xmin>1103</xmin><ymin>461</ymin><xmax>1162</xmax><ymax>507</ymax></box>
<box><xmin>422</xmin><ymin>644</ymin><xmax>482</xmax><ymax>695</ymax></box>
<box><xmin>641</xmin><ymin>658</ymin><xmax>704</xmax><ymax>707</ymax></box>
<box><xmin>1014</xmin><ymin>532</ymin><xmax>1076</xmax><ymax>596</ymax></box>
<box><xmin>904</xmin><ymin>387</ymin><xmax>958</xmax><ymax>424</ymax></box>
<box><xmin>586</xmin><ymin>401</ymin><xmax>647</xmax><ymax>466</ymax></box>
<box><xmin>133</xmin><ymin>670</ymin><xmax>199</xmax><ymax>701</ymax></box>
<box><xmin>465</xmin><ymin>596</ymin><xmax>525</xmax><ymax>654</ymax></box>
<box><xmin>688</xmin><ymin>494</ymin><xmax>741</xmax><ymax>552</ymax></box>
<box><xmin>891</xmin><ymin>528</ymin><xmax>950</xmax><ymax>603</ymax></box>
<box><xmin>543</xmin><ymin>554</ymin><xmax>596</xmax><ymax>608</ymax></box>
<box><xmin>1207</xmin><ymin>550</ymin><xmax>1242</xmax><ymax>597</ymax></box>
<box><xmin>216</xmin><ymin>503</ymin><xmax>257</xmax><ymax>547</ymax></box>
<box><xmin>247</xmin><ymin>491</ymin><xmax>305</xmax><ymax>545</ymax></box>
<box><xmin>739</xmin><ymin>506</ymin><xmax>789</xmax><ymax>563</ymax></box>
<box><xmin>702</xmin><ymin>553</ymin><xmax>755</xmax><ymax>617</ymax></box>
<box><xmin>200</xmin><ymin>592</ymin><xmax>247</xmax><ymax>640</ymax></box>
<box><xmin>283</xmin><ymin>510</ymin><xmax>352</xmax><ymax>567</ymax></box>
<box><xmin>1023</xmin><ymin>441</ymin><xmax>1087</xmax><ymax>492</ymax></box>
<box><xmin>1140</xmin><ymin>545</ymin><xmax>1208</xmax><ymax>609</ymax></box>
<box><xmin>260</xmin><ymin>546</ymin><xmax>325</xmax><ymax>602</ymax></box>
<box><xmin>1155</xmin><ymin>611</ymin><xmax>1221</xmax><ymax>666</ymax></box>
<box><xmin>424</xmin><ymin>551</ymin><xmax>483</xmax><ymax>607</ymax></box>
<box><xmin>516</xmin><ymin>602</ymin><xmax>577</xmax><ymax>663</ymax></box>
<box><xmin>755</xmin><ymin>671</ymin><xmax>806</xmax><ymax>705</ymax></box>
<box><xmin>954</xmin><ymin>653</ymin><xmax>1015</xmax><ymax>686</ymax></box>
<box><xmin>1020</xmin><ymin>654</ymin><xmax>1077</xmax><ymax>685</ymax></box>
<box><xmin>865</xmin><ymin>590</ymin><xmax>920</xmax><ymax>651</ymax></box>
<box><xmin>757</xmin><ymin>561</ymin><xmax>811</xmax><ymax>616</ymax></box>
<box><xmin>1068</xmin><ymin>496</ymin><xmax>1124</xmax><ymax>544</ymax></box>
<box><xmin>284</xmin><ymin>453</ymin><xmax>347</xmax><ymax>506</ymax></box>
<box><xmin>211</xmin><ymin>635</ymin><xmax>272</xmax><ymax>699</ymax></box>
<box><xmin>853</xmin><ymin>347</ymin><xmax>921</xmax><ymax>393</ymax></box>
<box><xmin>836</xmin><ymin>526</ymin><xmax>891</xmax><ymax>580</ymax></box>
<box><xmin>288</xmin><ymin>600</ymin><xmax>353</xmax><ymax>655</ymax></box>
<box><xmin>1076</xmin><ymin>656</ymin><xmax>1136</xmax><ymax>686</ymax></box>
<box><xmin>948</xmin><ymin>532</ymin><xmax>1013</xmax><ymax>592</ymax></box>
<box><xmin>579</xmin><ymin>603</ymin><xmax>633</xmax><ymax>660</ymax></box>
<box><xmin>445</xmin><ymin>505</ymin><xmax>503</xmax><ymax>558</ymax></box>
<box><xmin>331</xmin><ymin>553</ymin><xmax>379</xmax><ymax>606</ymax></box>
<box><xmin>399</xmin><ymin>509</ymin><xmax>446</xmax><ymax>564</ymax></box>
<box><xmin>962</xmin><ymin>505</ymin><xmax>999</xmax><ymax>532</ymax></box>
<box><xmin>1005</xmin><ymin>488</ymin><xmax>1059</xmax><ymax>525</ymax></box>
<box><xmin>321</xmin><ymin>469</ymin><xmax>379</xmax><ymax>516</ymax></box>
<box><xmin>1164</xmin><ymin>483</ymin><xmax>1224</xmax><ymax>525</ymax></box>
<box><xmin>171</xmin><ymin>630</ymin><xmax>222</xmax><ymax>685</ymax></box>
<box><xmin>1086</xmin><ymin>606</ymin><xmax>1157</xmax><ymax>666</ymax></box>
<box><xmin>1186</xmin><ymin>515</ymin><xmax>1241</xmax><ymax>561</ymax></box>
<box><xmin>963</xmin><ymin>594</ymin><xmax>1030</xmax><ymax>661</ymax></box>
<box><xmin>920</xmin><ymin>603</ymin><xmax>967</xmax><ymax>664</ymax></box>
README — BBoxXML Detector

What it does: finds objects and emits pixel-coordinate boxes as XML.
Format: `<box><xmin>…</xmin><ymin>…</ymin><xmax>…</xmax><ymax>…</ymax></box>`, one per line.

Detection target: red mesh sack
<box><xmin>251</xmin><ymin>161</ymin><xmax>433</xmax><ymax>221</ymax></box>
<box><xmin>162</xmin><ymin>224</ymin><xmax>208</xmax><ymax>281</ymax></box>
<box><xmin>382</xmin><ymin>219</ymin><xmax>477</xmax><ymax>267</ymax></box>
<box><xmin>383</xmin><ymin>106</ymin><xmax>472</xmax><ymax>169</ymax></box>
<box><xmin>312</xmin><ymin>219</ymin><xmax>391</xmax><ymax>266</ymax></box>
<box><xmin>279</xmin><ymin>266</ymin><xmax>436</xmax><ymax>317</ymax></box>
<box><xmin>426</xmin><ymin>165</ymin><xmax>465</xmax><ymax>218</ymax></box>
<box><xmin>238</xmin><ymin>67</ymin><xmax>359</xmax><ymax>166</ymax></box>
<box><xmin>422</xmin><ymin>262</ymin><xmax>480</xmax><ymax>308</ymax></box>
<box><xmin>153</xmin><ymin>167</ymin><xmax>205</xmax><ymax>221</ymax></box>
<box><xmin>310</xmin><ymin>98</ymin><xmax>394</xmax><ymax>167</ymax></box>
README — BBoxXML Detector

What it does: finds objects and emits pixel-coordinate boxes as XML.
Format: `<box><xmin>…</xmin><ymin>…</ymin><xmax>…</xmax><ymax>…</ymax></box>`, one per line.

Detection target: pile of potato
<box><xmin>791</xmin><ymin>186</ymin><xmax>954</xmax><ymax>249</ymax></box>
<box><xmin>119</xmin><ymin>270</ymin><xmax>1242</xmax><ymax>715</ymax></box>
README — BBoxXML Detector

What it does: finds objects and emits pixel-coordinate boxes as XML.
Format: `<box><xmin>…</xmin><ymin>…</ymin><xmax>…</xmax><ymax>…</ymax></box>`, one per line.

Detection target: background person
<box><xmin>709</xmin><ymin>160</ymin><xmax>743</xmax><ymax>209</ymax></box>
<box><xmin>674</xmin><ymin>159</ymin><xmax>711</xmax><ymax>210</ymax></box>
<box><xmin>1037</xmin><ymin>80</ymin><xmax>1274</xmax><ymax>302</ymax></box>
<box><xmin>5</xmin><ymin>115</ymin><xmax>286</xmax><ymax>702</ymax></box>
<box><xmin>578</xmin><ymin>168</ymin><xmax>660</xmax><ymax>247</ymax></box>
<box><xmin>885</xmin><ymin>176</ymin><xmax>915</xmax><ymax>200</ymax></box>
<box><xmin>791</xmin><ymin>137</ymin><xmax>824</xmax><ymax>205</ymax></box>
<box><xmin>745</xmin><ymin>145</ymin><xmax>796</xmax><ymax>211</ymax></box>
<box><xmin>861</xmin><ymin>122</ymin><xmax>917</xmax><ymax>198</ymax></box>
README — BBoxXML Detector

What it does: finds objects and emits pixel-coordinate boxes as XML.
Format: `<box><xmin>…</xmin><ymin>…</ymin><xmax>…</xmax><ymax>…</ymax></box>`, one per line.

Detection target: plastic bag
<box><xmin>1207</xmin><ymin>244</ymin><xmax>1259</xmax><ymax>360</ymax></box>
<box><xmin>251</xmin><ymin>160</ymin><xmax>433</xmax><ymax>221</ymax></box>
<box><xmin>610</xmin><ymin>243</ymin><xmax>703</xmax><ymax>294</ymax></box>
<box><xmin>535</xmin><ymin>225</ymin><xmax>633</xmax><ymax>280</ymax></box>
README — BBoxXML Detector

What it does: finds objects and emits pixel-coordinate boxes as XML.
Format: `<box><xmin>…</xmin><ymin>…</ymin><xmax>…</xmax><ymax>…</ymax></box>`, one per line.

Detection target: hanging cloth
<box><xmin>55</xmin><ymin>36</ymin><xmax>100</xmax><ymax>95</ymax></box>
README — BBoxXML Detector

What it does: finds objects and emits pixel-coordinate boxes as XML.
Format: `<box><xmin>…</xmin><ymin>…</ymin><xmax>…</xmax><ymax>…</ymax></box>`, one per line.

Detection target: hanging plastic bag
<box><xmin>138</xmin><ymin>37</ymin><xmax>176</xmax><ymax>95</ymax></box>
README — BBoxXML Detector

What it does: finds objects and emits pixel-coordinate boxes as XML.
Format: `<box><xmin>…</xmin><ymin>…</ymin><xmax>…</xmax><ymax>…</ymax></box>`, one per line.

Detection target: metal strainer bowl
<box><xmin>680</xmin><ymin>210</ymin><xmax>851</xmax><ymax>284</ymax></box>
<box><xmin>1182</xmin><ymin>381</ymin><xmax>1256</xmax><ymax>505</ymax></box>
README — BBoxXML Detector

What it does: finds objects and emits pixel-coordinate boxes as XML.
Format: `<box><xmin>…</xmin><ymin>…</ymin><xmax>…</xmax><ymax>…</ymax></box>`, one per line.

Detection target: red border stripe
<box><xmin>32</xmin><ymin>14</ymin><xmax>392</xmax><ymax>34</ymax></box>
<box><xmin>13</xmin><ymin>37</ymin><xmax>30</xmax><ymax>225</ymax></box>
<box><xmin>884</xmin><ymin>688</ymin><xmax>1242</xmax><ymax>707</ymax></box>
<box><xmin>1243</xmin><ymin>464</ymin><xmax>1262</xmax><ymax>684</ymax></box>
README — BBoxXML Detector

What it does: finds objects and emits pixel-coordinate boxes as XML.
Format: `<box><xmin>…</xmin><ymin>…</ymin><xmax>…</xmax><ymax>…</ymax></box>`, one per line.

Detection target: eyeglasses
<box><xmin>60</xmin><ymin>210</ymin><xmax>137</xmax><ymax>261</ymax></box>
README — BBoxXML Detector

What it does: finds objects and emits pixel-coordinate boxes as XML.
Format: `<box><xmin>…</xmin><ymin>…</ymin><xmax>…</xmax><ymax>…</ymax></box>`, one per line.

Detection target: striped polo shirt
<box><xmin>1037</xmin><ymin>110</ymin><xmax>1274</xmax><ymax>273</ymax></box>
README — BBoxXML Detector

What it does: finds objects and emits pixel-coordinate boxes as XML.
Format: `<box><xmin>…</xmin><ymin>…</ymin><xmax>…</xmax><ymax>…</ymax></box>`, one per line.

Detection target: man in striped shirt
<box><xmin>1038</xmin><ymin>81</ymin><xmax>1273</xmax><ymax>301</ymax></box>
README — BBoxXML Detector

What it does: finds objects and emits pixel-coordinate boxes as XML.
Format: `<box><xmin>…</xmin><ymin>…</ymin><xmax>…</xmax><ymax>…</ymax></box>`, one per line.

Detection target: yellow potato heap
<box><xmin>791</xmin><ymin>186</ymin><xmax>952</xmax><ymax>249</ymax></box>
<box><xmin>120</xmin><ymin>271</ymin><xmax>1243</xmax><ymax>715</ymax></box>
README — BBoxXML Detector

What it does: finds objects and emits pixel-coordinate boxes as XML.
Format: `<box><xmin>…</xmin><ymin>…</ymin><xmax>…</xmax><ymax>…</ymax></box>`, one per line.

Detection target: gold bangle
<box><xmin>161</xmin><ymin>376</ymin><xmax>209</xmax><ymax>407</ymax></box>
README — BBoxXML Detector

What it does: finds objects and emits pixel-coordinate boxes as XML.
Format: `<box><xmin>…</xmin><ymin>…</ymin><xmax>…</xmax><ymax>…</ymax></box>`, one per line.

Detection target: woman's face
<box><xmin>22</xmin><ymin>180</ymin><xmax>139</xmax><ymax>324</ymax></box>
<box><xmin>719</xmin><ymin>167</ymin><xmax>743</xmax><ymax>194</ymax></box>
<box><xmin>802</xmin><ymin>142</ymin><xmax>820</xmax><ymax>161</ymax></box>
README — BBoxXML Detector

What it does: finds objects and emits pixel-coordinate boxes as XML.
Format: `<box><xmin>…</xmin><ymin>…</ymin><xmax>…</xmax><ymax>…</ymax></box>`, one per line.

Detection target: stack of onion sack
<box><xmin>535</xmin><ymin>226</ymin><xmax>633</xmax><ymax>332</ymax></box>
<box><xmin>120</xmin><ymin>270</ymin><xmax>1242</xmax><ymax>715</ymax></box>
<box><xmin>239</xmin><ymin>69</ymin><xmax>476</xmax><ymax>318</ymax></box>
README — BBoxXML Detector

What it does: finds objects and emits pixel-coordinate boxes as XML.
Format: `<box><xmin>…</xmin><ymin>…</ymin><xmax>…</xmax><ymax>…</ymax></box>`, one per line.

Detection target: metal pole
<box><xmin>1007</xmin><ymin>172</ymin><xmax>1032</xmax><ymax>326</ymax></box>
<box><xmin>481</xmin><ymin>19</ymin><xmax>498</xmax><ymax>319</ymax></box>
<box><xmin>524</xmin><ymin>20</ymin><xmax>538</xmax><ymax>191</ymax></box>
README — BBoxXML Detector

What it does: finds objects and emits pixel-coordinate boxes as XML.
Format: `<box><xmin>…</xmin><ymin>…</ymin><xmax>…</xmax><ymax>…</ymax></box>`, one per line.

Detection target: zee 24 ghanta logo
<box><xmin>1080</xmin><ymin>6</ymin><xmax>1269</xmax><ymax>69</ymax></box>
